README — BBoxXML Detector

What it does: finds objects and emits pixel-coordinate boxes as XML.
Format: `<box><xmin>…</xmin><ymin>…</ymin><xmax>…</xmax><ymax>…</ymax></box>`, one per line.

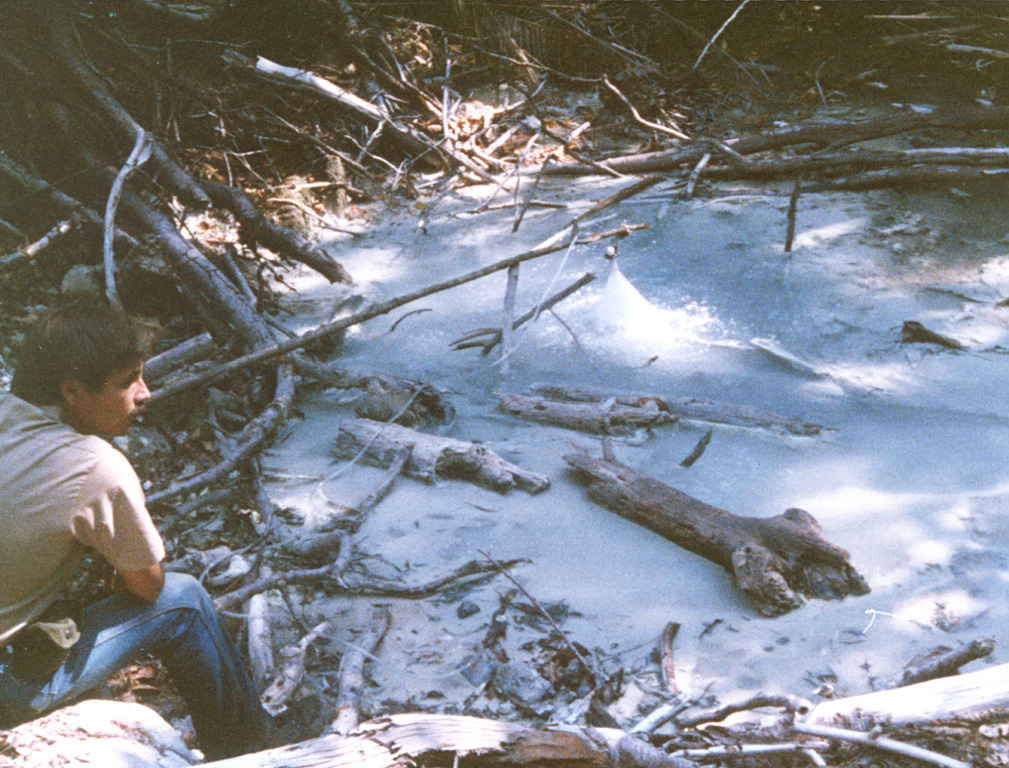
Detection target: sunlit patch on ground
<box><xmin>788</xmin><ymin>217</ymin><xmax>867</xmax><ymax>251</ymax></box>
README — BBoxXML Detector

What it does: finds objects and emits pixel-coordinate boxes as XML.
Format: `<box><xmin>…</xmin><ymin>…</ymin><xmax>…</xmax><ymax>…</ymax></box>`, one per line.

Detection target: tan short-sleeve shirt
<box><xmin>0</xmin><ymin>393</ymin><xmax>165</xmax><ymax>642</ymax></box>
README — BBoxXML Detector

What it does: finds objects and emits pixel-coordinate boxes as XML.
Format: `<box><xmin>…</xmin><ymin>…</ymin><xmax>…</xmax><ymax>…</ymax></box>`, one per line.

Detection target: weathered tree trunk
<box><xmin>534</xmin><ymin>385</ymin><xmax>823</xmax><ymax>436</ymax></box>
<box><xmin>207</xmin><ymin>713</ymin><xmax>697</xmax><ymax>768</ymax></box>
<box><xmin>499</xmin><ymin>393</ymin><xmax>676</xmax><ymax>434</ymax></box>
<box><xmin>334</xmin><ymin>419</ymin><xmax>550</xmax><ymax>494</ymax></box>
<box><xmin>807</xmin><ymin>661</ymin><xmax>1009</xmax><ymax>726</ymax></box>
<box><xmin>564</xmin><ymin>452</ymin><xmax>868</xmax><ymax>616</ymax></box>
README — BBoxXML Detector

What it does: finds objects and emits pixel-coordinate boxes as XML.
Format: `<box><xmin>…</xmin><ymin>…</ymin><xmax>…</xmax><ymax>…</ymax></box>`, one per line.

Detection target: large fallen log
<box><xmin>206</xmin><ymin>713</ymin><xmax>697</xmax><ymax>768</ymax></box>
<box><xmin>334</xmin><ymin>419</ymin><xmax>550</xmax><ymax>494</ymax></box>
<box><xmin>2</xmin><ymin>705</ymin><xmax>697</xmax><ymax>768</ymax></box>
<box><xmin>806</xmin><ymin>661</ymin><xmax>1009</xmax><ymax>727</ymax></box>
<box><xmin>564</xmin><ymin>452</ymin><xmax>868</xmax><ymax>616</ymax></box>
<box><xmin>0</xmin><ymin>699</ymin><xmax>199</xmax><ymax>767</ymax></box>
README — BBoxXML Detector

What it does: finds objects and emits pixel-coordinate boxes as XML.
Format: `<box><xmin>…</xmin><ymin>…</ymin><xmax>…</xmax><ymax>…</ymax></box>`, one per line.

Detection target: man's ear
<box><xmin>58</xmin><ymin>378</ymin><xmax>85</xmax><ymax>408</ymax></box>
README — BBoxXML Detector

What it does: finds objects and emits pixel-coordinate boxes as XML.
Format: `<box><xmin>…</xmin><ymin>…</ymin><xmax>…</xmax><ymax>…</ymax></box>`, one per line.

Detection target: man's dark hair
<box><xmin>10</xmin><ymin>300</ymin><xmax>152</xmax><ymax>406</ymax></box>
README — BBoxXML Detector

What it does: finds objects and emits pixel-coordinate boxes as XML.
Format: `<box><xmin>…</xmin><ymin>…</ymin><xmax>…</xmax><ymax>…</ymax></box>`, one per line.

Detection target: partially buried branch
<box><xmin>332</xmin><ymin>606</ymin><xmax>391</xmax><ymax>735</ymax></box>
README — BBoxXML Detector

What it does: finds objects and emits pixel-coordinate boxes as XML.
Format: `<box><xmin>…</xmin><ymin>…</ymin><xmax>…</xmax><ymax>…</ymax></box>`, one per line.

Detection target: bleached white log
<box><xmin>806</xmin><ymin>661</ymin><xmax>1009</xmax><ymax>725</ymax></box>
<box><xmin>0</xmin><ymin>700</ymin><xmax>197</xmax><ymax>767</ymax></box>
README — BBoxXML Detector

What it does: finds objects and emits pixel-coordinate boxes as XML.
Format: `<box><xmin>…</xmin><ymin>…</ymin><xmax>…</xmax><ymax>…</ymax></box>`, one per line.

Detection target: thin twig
<box><xmin>694</xmin><ymin>0</ymin><xmax>754</xmax><ymax>69</ymax></box>
<box><xmin>685</xmin><ymin>152</ymin><xmax>711</xmax><ymax>199</ymax></box>
<box><xmin>602</xmin><ymin>76</ymin><xmax>690</xmax><ymax>141</ymax></box>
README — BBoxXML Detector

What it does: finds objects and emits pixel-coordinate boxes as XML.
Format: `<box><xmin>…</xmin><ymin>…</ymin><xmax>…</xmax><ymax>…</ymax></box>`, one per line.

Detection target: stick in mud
<box><xmin>784</xmin><ymin>175</ymin><xmax>801</xmax><ymax>253</ymax></box>
<box><xmin>679</xmin><ymin>429</ymin><xmax>712</xmax><ymax>468</ymax></box>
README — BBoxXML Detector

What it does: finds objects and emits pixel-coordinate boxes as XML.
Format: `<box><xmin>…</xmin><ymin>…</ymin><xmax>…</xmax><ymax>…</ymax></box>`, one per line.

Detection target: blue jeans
<box><xmin>0</xmin><ymin>573</ymin><xmax>268</xmax><ymax>759</ymax></box>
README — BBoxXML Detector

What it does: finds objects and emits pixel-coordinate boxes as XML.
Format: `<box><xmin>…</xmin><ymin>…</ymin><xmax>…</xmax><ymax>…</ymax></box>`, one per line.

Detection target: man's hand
<box><xmin>118</xmin><ymin>563</ymin><xmax>165</xmax><ymax>603</ymax></box>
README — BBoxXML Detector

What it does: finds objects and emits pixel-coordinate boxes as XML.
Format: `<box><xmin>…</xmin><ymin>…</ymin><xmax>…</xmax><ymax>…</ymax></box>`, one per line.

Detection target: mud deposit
<box><xmin>264</xmin><ymin>170</ymin><xmax>1009</xmax><ymax>723</ymax></box>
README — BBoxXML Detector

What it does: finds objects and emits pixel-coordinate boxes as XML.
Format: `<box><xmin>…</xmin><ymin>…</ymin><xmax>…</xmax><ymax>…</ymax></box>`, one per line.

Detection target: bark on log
<box><xmin>901</xmin><ymin>639</ymin><xmax>995</xmax><ymax>686</ymax></box>
<box><xmin>535</xmin><ymin>385</ymin><xmax>823</xmax><ymax>436</ymax></box>
<box><xmin>334</xmin><ymin>419</ymin><xmax>549</xmax><ymax>494</ymax></box>
<box><xmin>806</xmin><ymin>661</ymin><xmax>1009</xmax><ymax>726</ymax></box>
<box><xmin>498</xmin><ymin>393</ymin><xmax>676</xmax><ymax>434</ymax></box>
<box><xmin>204</xmin><ymin>713</ymin><xmax>696</xmax><ymax>768</ymax></box>
<box><xmin>564</xmin><ymin>452</ymin><xmax>868</xmax><ymax>616</ymax></box>
<box><xmin>144</xmin><ymin>332</ymin><xmax>221</xmax><ymax>383</ymax></box>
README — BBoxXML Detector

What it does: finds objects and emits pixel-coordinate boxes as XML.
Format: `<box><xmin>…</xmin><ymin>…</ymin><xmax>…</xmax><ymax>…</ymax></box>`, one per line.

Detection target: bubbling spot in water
<box><xmin>583</xmin><ymin>260</ymin><xmax>722</xmax><ymax>350</ymax></box>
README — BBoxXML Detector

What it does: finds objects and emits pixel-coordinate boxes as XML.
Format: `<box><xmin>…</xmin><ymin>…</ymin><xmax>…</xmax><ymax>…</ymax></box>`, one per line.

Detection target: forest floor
<box><xmin>5</xmin><ymin>5</ymin><xmax>1009</xmax><ymax>767</ymax></box>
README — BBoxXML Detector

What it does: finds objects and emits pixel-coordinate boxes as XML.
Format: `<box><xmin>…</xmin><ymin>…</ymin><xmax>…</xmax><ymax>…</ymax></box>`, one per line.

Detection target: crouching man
<box><xmin>0</xmin><ymin>301</ymin><xmax>269</xmax><ymax>759</ymax></box>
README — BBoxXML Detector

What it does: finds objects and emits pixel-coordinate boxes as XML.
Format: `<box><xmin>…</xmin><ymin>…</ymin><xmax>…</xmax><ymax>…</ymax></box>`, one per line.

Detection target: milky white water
<box><xmin>263</xmin><ymin>172</ymin><xmax>1009</xmax><ymax>716</ymax></box>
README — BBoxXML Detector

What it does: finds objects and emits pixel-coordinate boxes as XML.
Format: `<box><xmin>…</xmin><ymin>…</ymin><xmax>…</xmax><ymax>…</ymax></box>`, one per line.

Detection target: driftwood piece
<box><xmin>807</xmin><ymin>661</ymin><xmax>1009</xmax><ymax>726</ymax></box>
<box><xmin>261</xmin><ymin>621</ymin><xmax>331</xmax><ymax>716</ymax></box>
<box><xmin>659</xmin><ymin>622</ymin><xmax>680</xmax><ymax>696</ymax></box>
<box><xmin>535</xmin><ymin>385</ymin><xmax>823</xmax><ymax>436</ymax></box>
<box><xmin>334</xmin><ymin>419</ymin><xmax>549</xmax><ymax>494</ymax></box>
<box><xmin>679</xmin><ymin>430</ymin><xmax>712</xmax><ymax>468</ymax></box>
<box><xmin>0</xmin><ymin>700</ymin><xmax>199</xmax><ymax>768</ymax></box>
<box><xmin>144</xmin><ymin>332</ymin><xmax>220</xmax><ymax>383</ymax></box>
<box><xmin>0</xmin><ymin>216</ymin><xmax>78</xmax><ymax>273</ymax></box>
<box><xmin>901</xmin><ymin>320</ymin><xmax>967</xmax><ymax>351</ymax></box>
<box><xmin>247</xmin><ymin>592</ymin><xmax>274</xmax><ymax>691</ymax></box>
<box><xmin>205</xmin><ymin>713</ymin><xmax>696</xmax><ymax>768</ymax></box>
<box><xmin>215</xmin><ymin>557</ymin><xmax>516</xmax><ymax>613</ymax></box>
<box><xmin>564</xmin><ymin>452</ymin><xmax>868</xmax><ymax>616</ymax></box>
<box><xmin>498</xmin><ymin>393</ymin><xmax>675</xmax><ymax>434</ymax></box>
<box><xmin>332</xmin><ymin>606</ymin><xmax>391</xmax><ymax>735</ymax></box>
<box><xmin>901</xmin><ymin>638</ymin><xmax>995</xmax><ymax>686</ymax></box>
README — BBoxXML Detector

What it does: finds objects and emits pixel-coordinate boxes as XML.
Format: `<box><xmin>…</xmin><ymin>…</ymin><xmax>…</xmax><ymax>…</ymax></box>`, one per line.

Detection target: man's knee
<box><xmin>156</xmin><ymin>572</ymin><xmax>215</xmax><ymax>613</ymax></box>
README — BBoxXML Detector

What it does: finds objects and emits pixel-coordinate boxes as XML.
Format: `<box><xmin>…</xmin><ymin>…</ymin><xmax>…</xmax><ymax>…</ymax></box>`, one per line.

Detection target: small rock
<box><xmin>456</xmin><ymin>601</ymin><xmax>480</xmax><ymax>619</ymax></box>
<box><xmin>459</xmin><ymin>651</ymin><xmax>495</xmax><ymax>686</ymax></box>
<box><xmin>493</xmin><ymin>660</ymin><xmax>553</xmax><ymax>715</ymax></box>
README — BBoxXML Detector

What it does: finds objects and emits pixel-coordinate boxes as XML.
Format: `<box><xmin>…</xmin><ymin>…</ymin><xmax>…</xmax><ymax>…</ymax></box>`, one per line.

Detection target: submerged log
<box><xmin>334</xmin><ymin>419</ymin><xmax>550</xmax><ymax>494</ymax></box>
<box><xmin>498</xmin><ymin>393</ymin><xmax>676</xmax><ymax>434</ymax></box>
<box><xmin>563</xmin><ymin>452</ymin><xmax>868</xmax><ymax>616</ymax></box>
<box><xmin>535</xmin><ymin>385</ymin><xmax>823</xmax><ymax>436</ymax></box>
